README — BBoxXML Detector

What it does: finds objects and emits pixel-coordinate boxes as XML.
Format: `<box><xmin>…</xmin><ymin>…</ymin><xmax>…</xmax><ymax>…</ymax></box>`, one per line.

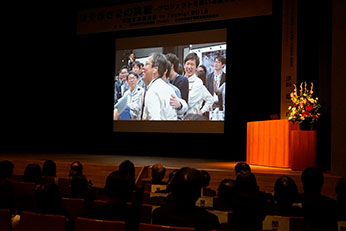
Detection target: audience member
<box><xmin>165</xmin><ymin>53</ymin><xmax>189</xmax><ymax>103</ymax></box>
<box><xmin>69</xmin><ymin>161</ymin><xmax>84</xmax><ymax>177</ymax></box>
<box><xmin>0</xmin><ymin>160</ymin><xmax>15</xmax><ymax>211</ymax></box>
<box><xmin>152</xmin><ymin>167</ymin><xmax>220</xmax><ymax>231</ymax></box>
<box><xmin>84</xmin><ymin>171</ymin><xmax>141</xmax><ymax>230</ymax></box>
<box><xmin>214</xmin><ymin>178</ymin><xmax>236</xmax><ymax>210</ymax></box>
<box><xmin>41</xmin><ymin>160</ymin><xmax>57</xmax><ymax>177</ymax></box>
<box><xmin>232</xmin><ymin>170</ymin><xmax>266</xmax><ymax>231</ymax></box>
<box><xmin>301</xmin><ymin>167</ymin><xmax>338</xmax><ymax>231</ymax></box>
<box><xmin>200</xmin><ymin>170</ymin><xmax>216</xmax><ymax>196</ymax></box>
<box><xmin>234</xmin><ymin>162</ymin><xmax>251</xmax><ymax>176</ymax></box>
<box><xmin>24</xmin><ymin>163</ymin><xmax>42</xmax><ymax>185</ymax></box>
<box><xmin>151</xmin><ymin>164</ymin><xmax>166</xmax><ymax>185</ymax></box>
<box><xmin>335</xmin><ymin>177</ymin><xmax>346</xmax><ymax>221</ymax></box>
<box><xmin>269</xmin><ymin>175</ymin><xmax>302</xmax><ymax>216</ymax></box>
<box><xmin>119</xmin><ymin>160</ymin><xmax>136</xmax><ymax>191</ymax></box>
<box><xmin>0</xmin><ymin>160</ymin><xmax>14</xmax><ymax>179</ymax></box>
<box><xmin>33</xmin><ymin>181</ymin><xmax>67</xmax><ymax>216</ymax></box>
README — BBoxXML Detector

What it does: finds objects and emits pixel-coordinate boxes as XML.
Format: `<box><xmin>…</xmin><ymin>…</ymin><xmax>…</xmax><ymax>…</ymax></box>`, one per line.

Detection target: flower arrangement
<box><xmin>287</xmin><ymin>82</ymin><xmax>321</xmax><ymax>124</ymax></box>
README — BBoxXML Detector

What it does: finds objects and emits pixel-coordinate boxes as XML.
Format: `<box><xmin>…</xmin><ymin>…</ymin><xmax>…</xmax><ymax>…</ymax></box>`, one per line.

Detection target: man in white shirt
<box><xmin>141</xmin><ymin>53</ymin><xmax>179</xmax><ymax>120</ymax></box>
<box><xmin>184</xmin><ymin>53</ymin><xmax>213</xmax><ymax>115</ymax></box>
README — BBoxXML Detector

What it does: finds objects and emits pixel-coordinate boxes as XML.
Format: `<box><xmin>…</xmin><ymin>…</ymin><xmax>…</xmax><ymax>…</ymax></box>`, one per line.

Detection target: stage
<box><xmin>0</xmin><ymin>152</ymin><xmax>341</xmax><ymax>199</ymax></box>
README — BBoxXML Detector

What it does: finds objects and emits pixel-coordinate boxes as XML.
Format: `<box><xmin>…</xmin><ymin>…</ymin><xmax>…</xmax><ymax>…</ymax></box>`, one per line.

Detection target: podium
<box><xmin>246</xmin><ymin>119</ymin><xmax>316</xmax><ymax>170</ymax></box>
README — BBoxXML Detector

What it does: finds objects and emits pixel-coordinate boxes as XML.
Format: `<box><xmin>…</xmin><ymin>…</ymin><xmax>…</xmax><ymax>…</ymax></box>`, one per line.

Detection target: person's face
<box><xmin>184</xmin><ymin>59</ymin><xmax>197</xmax><ymax>78</ymax></box>
<box><xmin>127</xmin><ymin>73</ymin><xmax>138</xmax><ymax>90</ymax></box>
<box><xmin>213</xmin><ymin>59</ymin><xmax>224</xmax><ymax>71</ymax></box>
<box><xmin>143</xmin><ymin>57</ymin><xmax>155</xmax><ymax>85</ymax></box>
<box><xmin>119</xmin><ymin>68</ymin><xmax>128</xmax><ymax>81</ymax></box>
<box><xmin>132</xmin><ymin>65</ymin><xmax>141</xmax><ymax>75</ymax></box>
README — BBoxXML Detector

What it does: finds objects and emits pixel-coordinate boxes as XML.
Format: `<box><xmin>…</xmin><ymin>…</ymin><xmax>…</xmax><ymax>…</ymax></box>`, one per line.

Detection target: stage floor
<box><xmin>0</xmin><ymin>152</ymin><xmax>341</xmax><ymax>199</ymax></box>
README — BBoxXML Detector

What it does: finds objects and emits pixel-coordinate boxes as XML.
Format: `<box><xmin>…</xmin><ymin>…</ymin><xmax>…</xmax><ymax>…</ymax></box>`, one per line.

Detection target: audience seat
<box><xmin>141</xmin><ymin>203</ymin><xmax>153</xmax><ymax>224</ymax></box>
<box><xmin>74</xmin><ymin>217</ymin><xmax>126</xmax><ymax>231</ymax></box>
<box><xmin>0</xmin><ymin>209</ymin><xmax>11</xmax><ymax>231</ymax></box>
<box><xmin>62</xmin><ymin>197</ymin><xmax>85</xmax><ymax>222</ymax></box>
<box><xmin>12</xmin><ymin>181</ymin><xmax>35</xmax><ymax>212</ymax></box>
<box><xmin>138</xmin><ymin>223</ymin><xmax>195</xmax><ymax>231</ymax></box>
<box><xmin>18</xmin><ymin>211</ymin><xmax>67</xmax><ymax>231</ymax></box>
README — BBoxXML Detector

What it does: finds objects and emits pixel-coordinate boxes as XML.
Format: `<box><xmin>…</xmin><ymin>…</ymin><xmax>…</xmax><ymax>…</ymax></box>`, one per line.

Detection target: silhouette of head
<box><xmin>218</xmin><ymin>178</ymin><xmax>236</xmax><ymax>208</ymax></box>
<box><xmin>24</xmin><ymin>163</ymin><xmax>42</xmax><ymax>184</ymax></box>
<box><xmin>169</xmin><ymin>167</ymin><xmax>202</xmax><ymax>205</ymax></box>
<box><xmin>104</xmin><ymin>171</ymin><xmax>130</xmax><ymax>201</ymax></box>
<box><xmin>235</xmin><ymin>170</ymin><xmax>258</xmax><ymax>192</ymax></box>
<box><xmin>42</xmin><ymin>160</ymin><xmax>56</xmax><ymax>177</ymax></box>
<box><xmin>0</xmin><ymin>160</ymin><xmax>14</xmax><ymax>179</ymax></box>
<box><xmin>200</xmin><ymin>170</ymin><xmax>211</xmax><ymax>188</ymax></box>
<box><xmin>69</xmin><ymin>161</ymin><xmax>83</xmax><ymax>177</ymax></box>
<box><xmin>151</xmin><ymin>164</ymin><xmax>166</xmax><ymax>184</ymax></box>
<box><xmin>234</xmin><ymin>162</ymin><xmax>251</xmax><ymax>176</ymax></box>
<box><xmin>274</xmin><ymin>176</ymin><xmax>298</xmax><ymax>208</ymax></box>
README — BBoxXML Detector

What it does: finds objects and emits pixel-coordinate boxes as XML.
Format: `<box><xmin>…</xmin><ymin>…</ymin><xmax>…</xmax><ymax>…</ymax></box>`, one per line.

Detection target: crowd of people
<box><xmin>114</xmin><ymin>51</ymin><xmax>226</xmax><ymax>121</ymax></box>
<box><xmin>1</xmin><ymin>159</ymin><xmax>345</xmax><ymax>231</ymax></box>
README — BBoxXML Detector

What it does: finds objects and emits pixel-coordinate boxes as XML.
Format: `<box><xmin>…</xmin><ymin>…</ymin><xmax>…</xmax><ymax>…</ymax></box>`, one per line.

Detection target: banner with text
<box><xmin>77</xmin><ymin>0</ymin><xmax>272</xmax><ymax>35</ymax></box>
<box><xmin>280</xmin><ymin>0</ymin><xmax>297</xmax><ymax>119</ymax></box>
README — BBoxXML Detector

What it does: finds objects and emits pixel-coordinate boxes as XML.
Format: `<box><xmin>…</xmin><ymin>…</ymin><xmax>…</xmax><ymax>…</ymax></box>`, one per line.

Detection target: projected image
<box><xmin>114</xmin><ymin>42</ymin><xmax>226</xmax><ymax>121</ymax></box>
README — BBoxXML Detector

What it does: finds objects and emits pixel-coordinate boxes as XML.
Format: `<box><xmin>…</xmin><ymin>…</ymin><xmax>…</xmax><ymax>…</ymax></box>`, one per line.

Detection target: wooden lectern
<box><xmin>246</xmin><ymin>119</ymin><xmax>316</xmax><ymax>170</ymax></box>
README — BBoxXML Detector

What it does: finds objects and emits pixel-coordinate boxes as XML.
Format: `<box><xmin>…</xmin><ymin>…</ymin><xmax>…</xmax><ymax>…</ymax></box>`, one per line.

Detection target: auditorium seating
<box><xmin>0</xmin><ymin>209</ymin><xmax>11</xmax><ymax>231</ymax></box>
<box><xmin>138</xmin><ymin>223</ymin><xmax>195</xmax><ymax>231</ymax></box>
<box><xmin>18</xmin><ymin>211</ymin><xmax>67</xmax><ymax>231</ymax></box>
<box><xmin>74</xmin><ymin>217</ymin><xmax>126</xmax><ymax>231</ymax></box>
<box><xmin>62</xmin><ymin>197</ymin><xmax>85</xmax><ymax>222</ymax></box>
<box><xmin>12</xmin><ymin>181</ymin><xmax>35</xmax><ymax>212</ymax></box>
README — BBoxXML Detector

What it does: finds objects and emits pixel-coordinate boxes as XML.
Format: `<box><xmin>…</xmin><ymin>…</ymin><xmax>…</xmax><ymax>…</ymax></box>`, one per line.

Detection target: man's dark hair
<box><xmin>152</xmin><ymin>53</ymin><xmax>169</xmax><ymax>78</ymax></box>
<box><xmin>215</xmin><ymin>55</ymin><xmax>226</xmax><ymax>65</ymax></box>
<box><xmin>42</xmin><ymin>160</ymin><xmax>56</xmax><ymax>177</ymax></box>
<box><xmin>24</xmin><ymin>163</ymin><xmax>42</xmax><ymax>184</ymax></box>
<box><xmin>217</xmin><ymin>178</ymin><xmax>236</xmax><ymax>208</ymax></box>
<box><xmin>69</xmin><ymin>161</ymin><xmax>83</xmax><ymax>177</ymax></box>
<box><xmin>119</xmin><ymin>65</ymin><xmax>129</xmax><ymax>73</ymax></box>
<box><xmin>165</xmin><ymin>53</ymin><xmax>180</xmax><ymax>73</ymax></box>
<box><xmin>169</xmin><ymin>167</ymin><xmax>202</xmax><ymax>205</ymax></box>
<box><xmin>234</xmin><ymin>162</ymin><xmax>251</xmax><ymax>175</ymax></box>
<box><xmin>235</xmin><ymin>170</ymin><xmax>258</xmax><ymax>192</ymax></box>
<box><xmin>274</xmin><ymin>176</ymin><xmax>298</xmax><ymax>208</ymax></box>
<box><xmin>301</xmin><ymin>167</ymin><xmax>324</xmax><ymax>193</ymax></box>
<box><xmin>200</xmin><ymin>170</ymin><xmax>211</xmax><ymax>188</ymax></box>
<box><xmin>184</xmin><ymin>53</ymin><xmax>200</xmax><ymax>67</ymax></box>
<box><xmin>127</xmin><ymin>70</ymin><xmax>139</xmax><ymax>80</ymax></box>
<box><xmin>105</xmin><ymin>171</ymin><xmax>130</xmax><ymax>201</ymax></box>
<box><xmin>131</xmin><ymin>61</ymin><xmax>142</xmax><ymax>69</ymax></box>
<box><xmin>0</xmin><ymin>160</ymin><xmax>14</xmax><ymax>178</ymax></box>
<box><xmin>151</xmin><ymin>164</ymin><xmax>166</xmax><ymax>184</ymax></box>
